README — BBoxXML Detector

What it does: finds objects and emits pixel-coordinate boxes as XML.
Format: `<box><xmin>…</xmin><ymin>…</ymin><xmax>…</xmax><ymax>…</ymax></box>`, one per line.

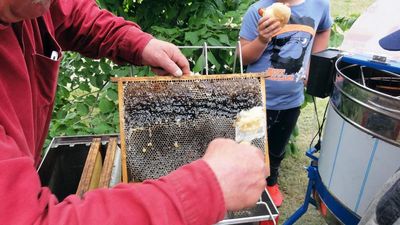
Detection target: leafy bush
<box><xmin>47</xmin><ymin>0</ymin><xmax>254</xmax><ymax>148</ymax></box>
<box><xmin>329</xmin><ymin>14</ymin><xmax>359</xmax><ymax>47</ymax></box>
<box><xmin>47</xmin><ymin>1</ymin><xmax>360</xmax><ymax>154</ymax></box>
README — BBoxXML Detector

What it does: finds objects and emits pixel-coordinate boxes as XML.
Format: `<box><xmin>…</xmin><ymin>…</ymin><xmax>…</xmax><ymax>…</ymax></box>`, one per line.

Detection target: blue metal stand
<box><xmin>283</xmin><ymin>148</ymin><xmax>361</xmax><ymax>225</ymax></box>
<box><xmin>282</xmin><ymin>148</ymin><xmax>318</xmax><ymax>225</ymax></box>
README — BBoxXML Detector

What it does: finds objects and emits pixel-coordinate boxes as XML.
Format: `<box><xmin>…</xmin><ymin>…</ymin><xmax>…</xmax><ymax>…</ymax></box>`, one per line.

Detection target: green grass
<box><xmin>331</xmin><ymin>0</ymin><xmax>375</xmax><ymax>17</ymax></box>
<box><xmin>278</xmin><ymin>98</ymin><xmax>329</xmax><ymax>225</ymax></box>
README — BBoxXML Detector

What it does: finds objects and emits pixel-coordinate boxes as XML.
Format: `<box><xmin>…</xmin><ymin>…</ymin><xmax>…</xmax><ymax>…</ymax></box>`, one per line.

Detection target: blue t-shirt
<box><xmin>240</xmin><ymin>0</ymin><xmax>332</xmax><ymax>110</ymax></box>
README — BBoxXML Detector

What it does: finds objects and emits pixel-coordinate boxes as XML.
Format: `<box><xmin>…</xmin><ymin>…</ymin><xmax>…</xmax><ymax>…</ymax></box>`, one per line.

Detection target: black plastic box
<box><xmin>306</xmin><ymin>49</ymin><xmax>340</xmax><ymax>98</ymax></box>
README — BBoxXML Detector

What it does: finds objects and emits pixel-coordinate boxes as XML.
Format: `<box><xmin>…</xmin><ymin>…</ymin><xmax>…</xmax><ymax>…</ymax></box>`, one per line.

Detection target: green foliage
<box><xmin>50</xmin><ymin>53</ymin><xmax>122</xmax><ymax>141</ymax></box>
<box><xmin>47</xmin><ymin>0</ymin><xmax>254</xmax><ymax>149</ymax></box>
<box><xmin>329</xmin><ymin>14</ymin><xmax>359</xmax><ymax>47</ymax></box>
<box><xmin>144</xmin><ymin>0</ymin><xmax>253</xmax><ymax>74</ymax></box>
<box><xmin>48</xmin><ymin>1</ymin><xmax>361</xmax><ymax>157</ymax></box>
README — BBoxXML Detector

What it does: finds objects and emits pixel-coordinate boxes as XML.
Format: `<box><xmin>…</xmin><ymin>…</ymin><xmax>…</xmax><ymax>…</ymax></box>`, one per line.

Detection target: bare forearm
<box><xmin>304</xmin><ymin>29</ymin><xmax>331</xmax><ymax>84</ymax></box>
<box><xmin>240</xmin><ymin>37</ymin><xmax>269</xmax><ymax>65</ymax></box>
<box><xmin>312</xmin><ymin>29</ymin><xmax>331</xmax><ymax>53</ymax></box>
<box><xmin>240</xmin><ymin>15</ymin><xmax>281</xmax><ymax>66</ymax></box>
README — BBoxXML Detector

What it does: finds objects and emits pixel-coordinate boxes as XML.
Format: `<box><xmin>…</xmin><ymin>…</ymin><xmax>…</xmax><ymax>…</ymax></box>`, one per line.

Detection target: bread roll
<box><xmin>258</xmin><ymin>3</ymin><xmax>291</xmax><ymax>27</ymax></box>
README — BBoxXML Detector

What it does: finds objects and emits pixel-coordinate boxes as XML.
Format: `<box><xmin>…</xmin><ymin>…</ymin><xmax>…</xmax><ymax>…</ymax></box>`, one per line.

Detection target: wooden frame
<box><xmin>260</xmin><ymin>78</ymin><xmax>270</xmax><ymax>167</ymax></box>
<box><xmin>111</xmin><ymin>72</ymin><xmax>269</xmax><ymax>83</ymax></box>
<box><xmin>76</xmin><ymin>138</ymin><xmax>102</xmax><ymax>196</ymax></box>
<box><xmin>113</xmin><ymin>73</ymin><xmax>270</xmax><ymax>183</ymax></box>
<box><xmin>117</xmin><ymin>80</ymin><xmax>129</xmax><ymax>183</ymax></box>
<box><xmin>98</xmin><ymin>138</ymin><xmax>118</xmax><ymax>188</ymax></box>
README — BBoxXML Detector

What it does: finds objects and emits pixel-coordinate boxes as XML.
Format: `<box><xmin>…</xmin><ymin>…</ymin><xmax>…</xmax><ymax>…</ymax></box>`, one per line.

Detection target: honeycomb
<box><xmin>120</xmin><ymin>76</ymin><xmax>266</xmax><ymax>182</ymax></box>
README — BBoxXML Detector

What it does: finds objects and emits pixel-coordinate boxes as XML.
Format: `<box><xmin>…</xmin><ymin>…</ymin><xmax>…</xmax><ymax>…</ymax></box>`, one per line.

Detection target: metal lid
<box><xmin>333</xmin><ymin>58</ymin><xmax>400</xmax><ymax>147</ymax></box>
<box><xmin>339</xmin><ymin>0</ymin><xmax>400</xmax><ymax>60</ymax></box>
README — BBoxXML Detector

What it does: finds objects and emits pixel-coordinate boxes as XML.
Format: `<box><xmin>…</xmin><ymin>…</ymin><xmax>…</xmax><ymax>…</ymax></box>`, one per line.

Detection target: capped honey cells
<box><xmin>121</xmin><ymin>77</ymin><xmax>265</xmax><ymax>182</ymax></box>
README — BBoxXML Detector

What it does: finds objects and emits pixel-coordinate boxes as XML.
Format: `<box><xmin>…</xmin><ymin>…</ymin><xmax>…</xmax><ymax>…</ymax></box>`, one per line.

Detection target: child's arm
<box><xmin>240</xmin><ymin>16</ymin><xmax>282</xmax><ymax>65</ymax></box>
<box><xmin>304</xmin><ymin>28</ymin><xmax>331</xmax><ymax>85</ymax></box>
<box><xmin>312</xmin><ymin>29</ymin><xmax>331</xmax><ymax>53</ymax></box>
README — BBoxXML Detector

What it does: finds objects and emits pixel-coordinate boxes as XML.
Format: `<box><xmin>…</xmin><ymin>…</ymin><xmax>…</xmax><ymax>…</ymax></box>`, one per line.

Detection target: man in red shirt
<box><xmin>0</xmin><ymin>0</ymin><xmax>268</xmax><ymax>224</ymax></box>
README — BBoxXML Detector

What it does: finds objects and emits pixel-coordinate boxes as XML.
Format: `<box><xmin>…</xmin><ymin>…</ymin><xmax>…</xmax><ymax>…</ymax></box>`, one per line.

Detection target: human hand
<box><xmin>141</xmin><ymin>39</ymin><xmax>190</xmax><ymax>76</ymax></box>
<box><xmin>257</xmin><ymin>16</ymin><xmax>282</xmax><ymax>44</ymax></box>
<box><xmin>202</xmin><ymin>138</ymin><xmax>268</xmax><ymax>211</ymax></box>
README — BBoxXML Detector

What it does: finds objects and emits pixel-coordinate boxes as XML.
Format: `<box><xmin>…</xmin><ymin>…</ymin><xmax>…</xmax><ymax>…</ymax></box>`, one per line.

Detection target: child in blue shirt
<box><xmin>239</xmin><ymin>0</ymin><xmax>332</xmax><ymax>207</ymax></box>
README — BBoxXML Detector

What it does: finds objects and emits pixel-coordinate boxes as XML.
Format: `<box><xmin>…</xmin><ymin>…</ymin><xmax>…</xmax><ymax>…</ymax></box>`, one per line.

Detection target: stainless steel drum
<box><xmin>318</xmin><ymin>57</ymin><xmax>400</xmax><ymax>217</ymax></box>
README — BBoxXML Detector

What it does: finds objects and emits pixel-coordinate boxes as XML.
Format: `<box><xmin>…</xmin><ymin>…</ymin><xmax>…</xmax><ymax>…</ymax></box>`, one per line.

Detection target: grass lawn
<box><xmin>331</xmin><ymin>0</ymin><xmax>376</xmax><ymax>17</ymax></box>
<box><xmin>276</xmin><ymin>1</ymin><xmax>376</xmax><ymax>224</ymax></box>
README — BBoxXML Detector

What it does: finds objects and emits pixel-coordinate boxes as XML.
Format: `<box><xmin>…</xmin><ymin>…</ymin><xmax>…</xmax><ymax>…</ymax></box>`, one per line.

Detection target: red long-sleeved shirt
<box><xmin>0</xmin><ymin>0</ymin><xmax>226</xmax><ymax>224</ymax></box>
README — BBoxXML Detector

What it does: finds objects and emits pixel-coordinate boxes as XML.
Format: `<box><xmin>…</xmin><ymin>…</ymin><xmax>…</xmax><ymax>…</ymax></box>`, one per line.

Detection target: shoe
<box><xmin>267</xmin><ymin>184</ymin><xmax>283</xmax><ymax>207</ymax></box>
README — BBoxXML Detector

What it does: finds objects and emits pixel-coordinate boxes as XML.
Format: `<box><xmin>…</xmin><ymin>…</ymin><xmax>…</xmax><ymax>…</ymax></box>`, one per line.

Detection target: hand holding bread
<box><xmin>256</xmin><ymin>3</ymin><xmax>291</xmax><ymax>44</ymax></box>
<box><xmin>258</xmin><ymin>3</ymin><xmax>291</xmax><ymax>27</ymax></box>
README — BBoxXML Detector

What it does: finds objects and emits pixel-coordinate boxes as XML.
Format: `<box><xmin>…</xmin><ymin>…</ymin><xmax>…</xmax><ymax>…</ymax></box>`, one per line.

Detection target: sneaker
<box><xmin>267</xmin><ymin>184</ymin><xmax>284</xmax><ymax>207</ymax></box>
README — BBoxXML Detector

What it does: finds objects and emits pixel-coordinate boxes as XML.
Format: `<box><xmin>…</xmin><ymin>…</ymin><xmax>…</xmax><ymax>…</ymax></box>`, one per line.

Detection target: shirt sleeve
<box><xmin>0</xmin><ymin>128</ymin><xmax>226</xmax><ymax>225</ymax></box>
<box><xmin>50</xmin><ymin>0</ymin><xmax>153</xmax><ymax>65</ymax></box>
<box><xmin>317</xmin><ymin>1</ymin><xmax>333</xmax><ymax>32</ymax></box>
<box><xmin>239</xmin><ymin>5</ymin><xmax>260</xmax><ymax>41</ymax></box>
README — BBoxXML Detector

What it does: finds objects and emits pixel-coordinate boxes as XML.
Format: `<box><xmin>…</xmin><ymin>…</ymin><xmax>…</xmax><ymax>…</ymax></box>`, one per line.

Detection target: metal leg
<box><xmin>283</xmin><ymin>147</ymin><xmax>361</xmax><ymax>225</ymax></box>
<box><xmin>203</xmin><ymin>42</ymin><xmax>209</xmax><ymax>75</ymax></box>
<box><xmin>282</xmin><ymin>165</ymin><xmax>316</xmax><ymax>225</ymax></box>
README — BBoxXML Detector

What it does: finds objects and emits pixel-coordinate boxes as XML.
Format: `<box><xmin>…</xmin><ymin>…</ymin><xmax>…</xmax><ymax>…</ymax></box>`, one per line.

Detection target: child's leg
<box><xmin>266</xmin><ymin>107</ymin><xmax>301</xmax><ymax>186</ymax></box>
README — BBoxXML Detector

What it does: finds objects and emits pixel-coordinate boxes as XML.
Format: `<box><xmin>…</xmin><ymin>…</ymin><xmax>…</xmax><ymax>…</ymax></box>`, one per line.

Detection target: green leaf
<box><xmin>76</xmin><ymin>103</ymin><xmax>89</xmax><ymax>116</ymax></box>
<box><xmin>185</xmin><ymin>32</ymin><xmax>199</xmax><ymax>45</ymax></box>
<box><xmin>99</xmin><ymin>98</ymin><xmax>115</xmax><ymax>113</ymax></box>
<box><xmin>292</xmin><ymin>125</ymin><xmax>299</xmax><ymax>137</ymax></box>
<box><xmin>290</xmin><ymin>143</ymin><xmax>299</xmax><ymax>155</ymax></box>
<box><xmin>85</xmin><ymin>95</ymin><xmax>96</xmax><ymax>106</ymax></box>
<box><xmin>96</xmin><ymin>74</ymin><xmax>106</xmax><ymax>87</ymax></box>
<box><xmin>218</xmin><ymin>34</ymin><xmax>230</xmax><ymax>45</ymax></box>
<box><xmin>193</xmin><ymin>55</ymin><xmax>205</xmax><ymax>73</ymax></box>
<box><xmin>93</xmin><ymin>123</ymin><xmax>113</xmax><ymax>134</ymax></box>
<box><xmin>89</xmin><ymin>75</ymin><xmax>98</xmax><ymax>87</ymax></box>
<box><xmin>100</xmin><ymin>61</ymin><xmax>112</xmax><ymax>73</ymax></box>
<box><xmin>166</xmin><ymin>7</ymin><xmax>178</xmax><ymax>19</ymax></box>
<box><xmin>113</xmin><ymin>112</ymin><xmax>120</xmax><ymax>125</ymax></box>
<box><xmin>181</xmin><ymin>48</ymin><xmax>195</xmax><ymax>57</ymax></box>
<box><xmin>207</xmin><ymin>37</ymin><xmax>221</xmax><ymax>46</ymax></box>
<box><xmin>56</xmin><ymin>110</ymin><xmax>68</xmax><ymax>120</ymax></box>
<box><xmin>207</xmin><ymin>51</ymin><xmax>220</xmax><ymax>70</ymax></box>
<box><xmin>65</xmin><ymin>112</ymin><xmax>77</xmax><ymax>120</ymax></box>
<box><xmin>110</xmin><ymin>66</ymin><xmax>131</xmax><ymax>77</ymax></box>
<box><xmin>305</xmin><ymin>93</ymin><xmax>313</xmax><ymax>103</ymax></box>
<box><xmin>79</xmin><ymin>83</ymin><xmax>91</xmax><ymax>92</ymax></box>
<box><xmin>65</xmin><ymin>127</ymin><xmax>77</xmax><ymax>136</ymax></box>
<box><xmin>57</xmin><ymin>86</ymin><xmax>70</xmax><ymax>99</ymax></box>
<box><xmin>329</xmin><ymin>33</ymin><xmax>344</xmax><ymax>48</ymax></box>
<box><xmin>284</xmin><ymin>144</ymin><xmax>291</xmax><ymax>157</ymax></box>
<box><xmin>106</xmin><ymin>89</ymin><xmax>118</xmax><ymax>101</ymax></box>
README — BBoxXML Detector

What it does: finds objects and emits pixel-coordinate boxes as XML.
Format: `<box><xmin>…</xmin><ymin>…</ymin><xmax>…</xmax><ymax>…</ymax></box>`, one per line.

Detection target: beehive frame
<box><xmin>112</xmin><ymin>73</ymin><xmax>269</xmax><ymax>183</ymax></box>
